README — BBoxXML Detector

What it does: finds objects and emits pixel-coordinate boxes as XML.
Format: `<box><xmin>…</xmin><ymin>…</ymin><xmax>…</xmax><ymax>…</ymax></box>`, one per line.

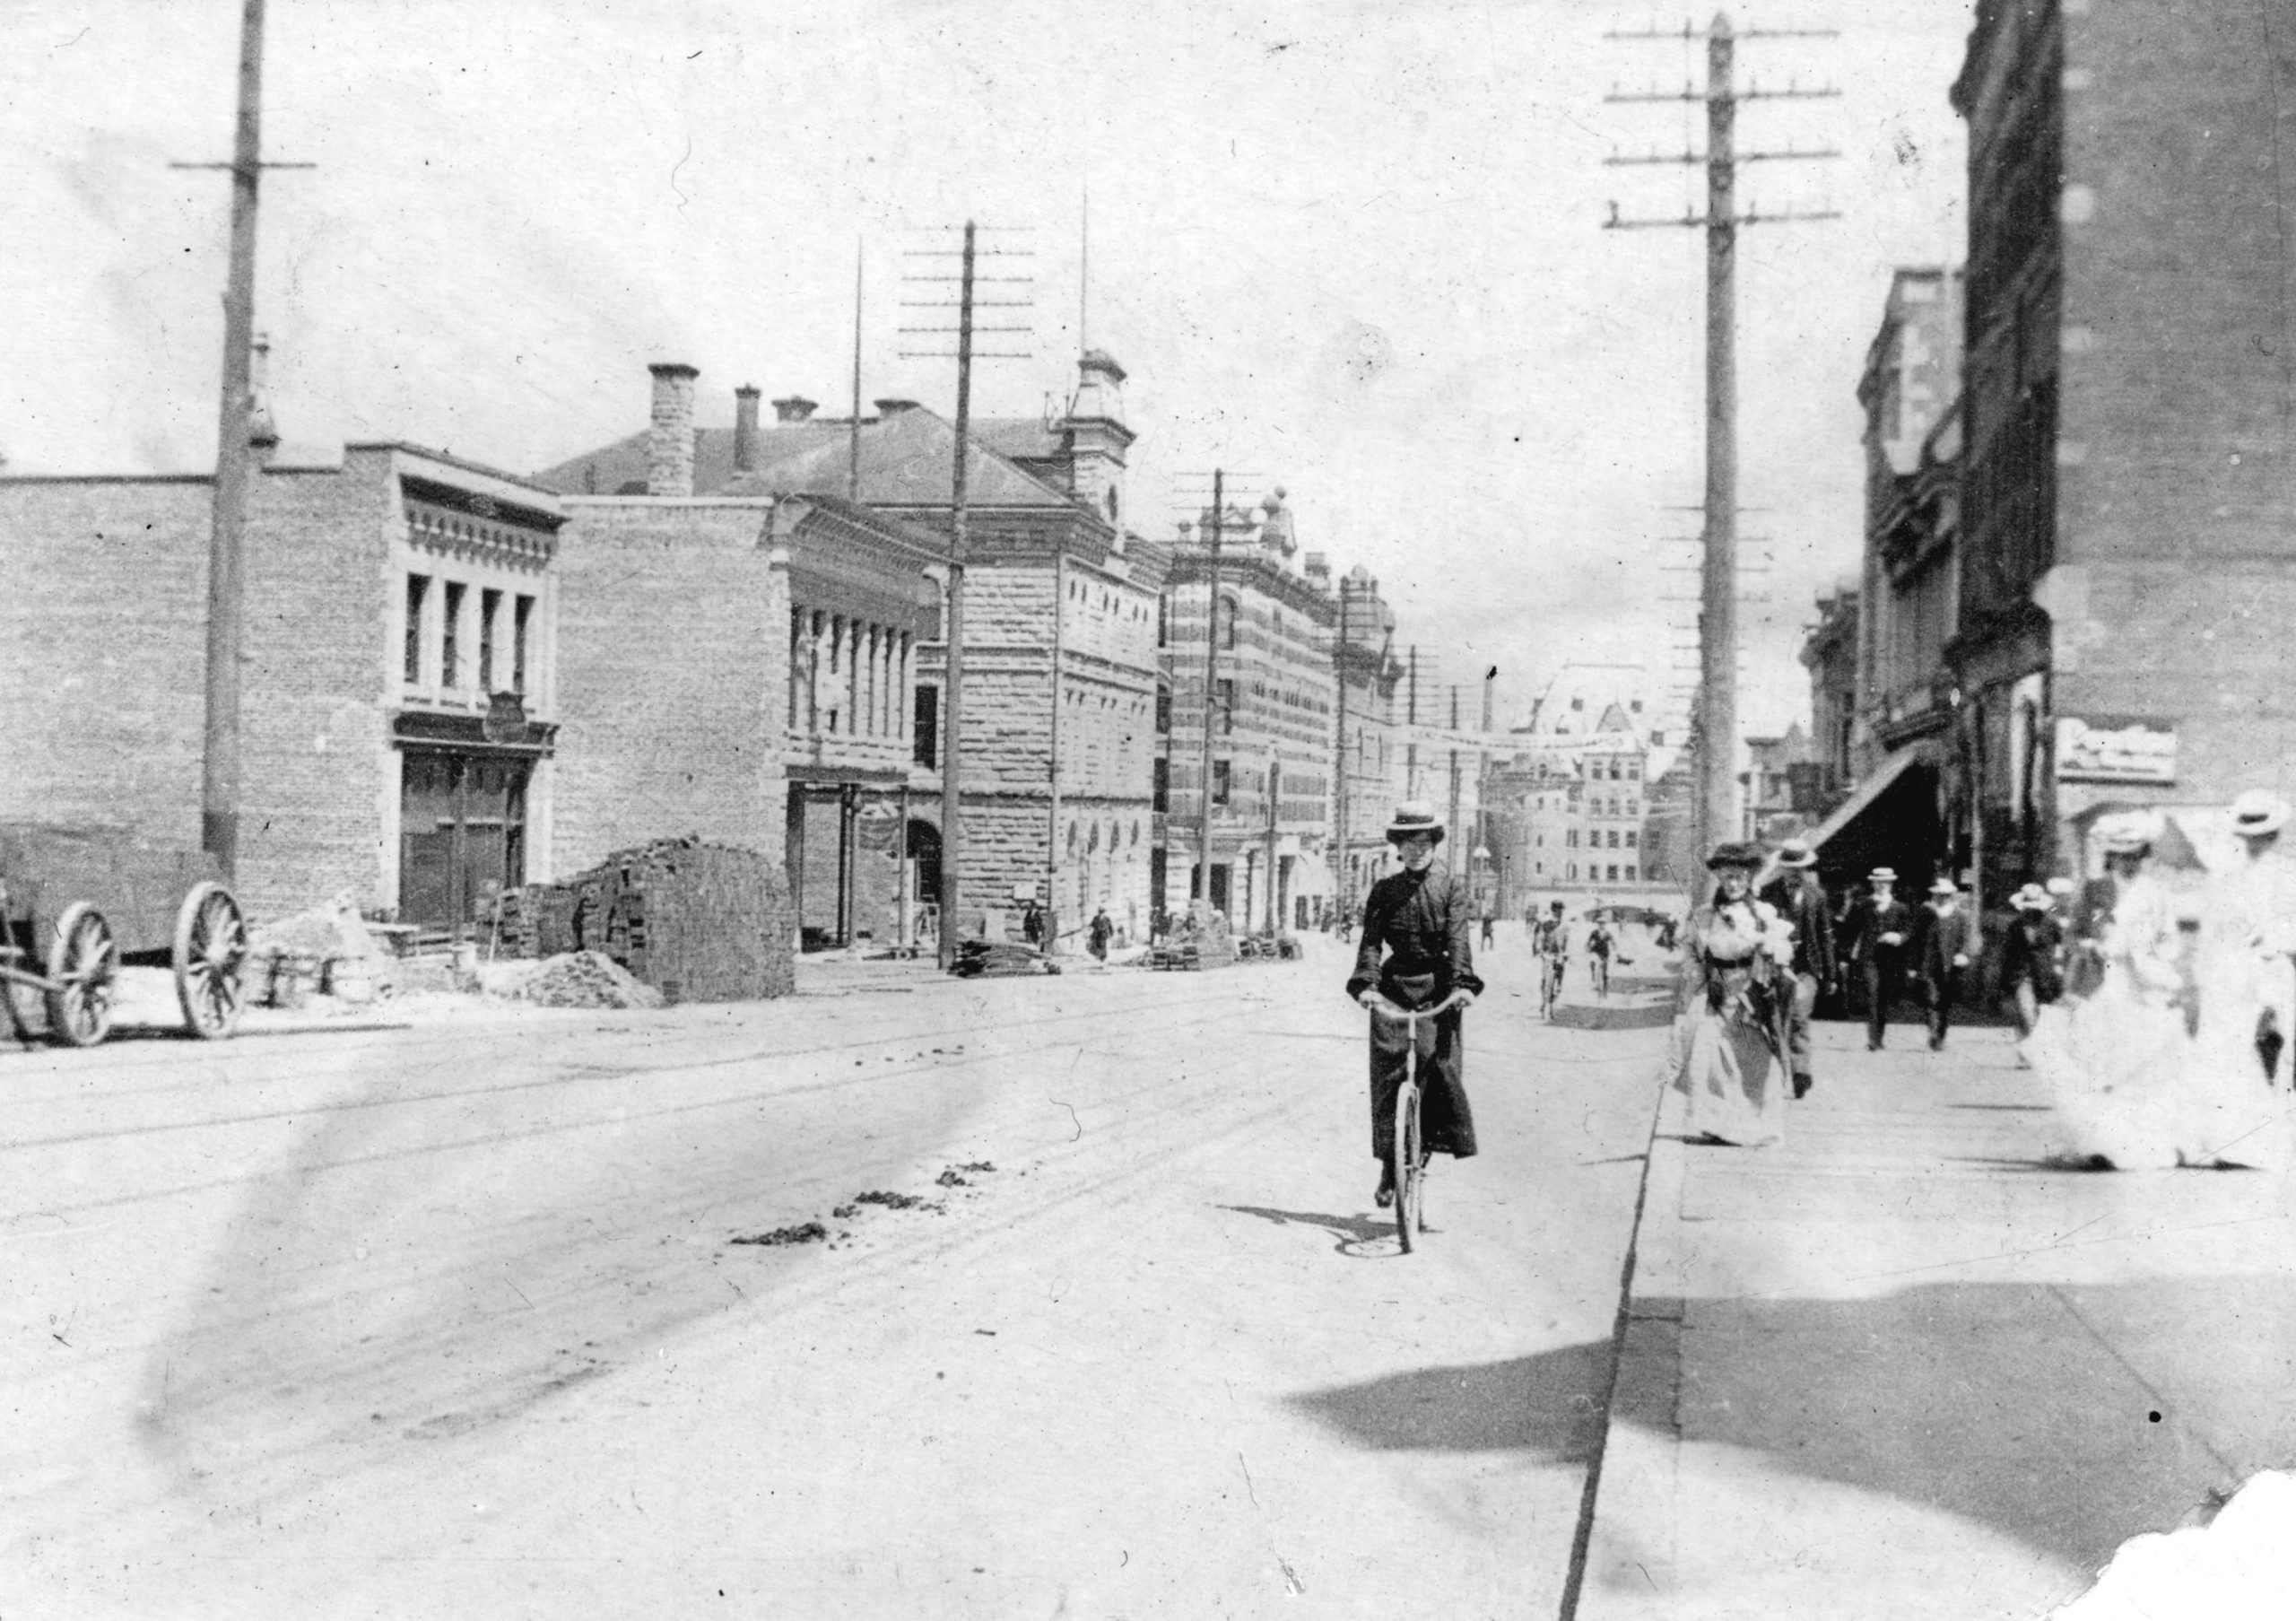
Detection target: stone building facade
<box><xmin>1149</xmin><ymin>493</ymin><xmax>1341</xmax><ymax>932</ymax></box>
<box><xmin>535</xmin><ymin>353</ymin><xmax>1162</xmax><ymax>949</ymax></box>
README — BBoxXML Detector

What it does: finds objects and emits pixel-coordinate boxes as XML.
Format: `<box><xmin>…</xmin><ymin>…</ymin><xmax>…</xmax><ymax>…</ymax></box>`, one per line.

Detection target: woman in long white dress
<box><xmin>2026</xmin><ymin>811</ymin><xmax>2192</xmax><ymax>1168</ymax></box>
<box><xmin>1665</xmin><ymin>841</ymin><xmax>1796</xmax><ymax>1147</ymax></box>
<box><xmin>2178</xmin><ymin>791</ymin><xmax>2296</xmax><ymax>1169</ymax></box>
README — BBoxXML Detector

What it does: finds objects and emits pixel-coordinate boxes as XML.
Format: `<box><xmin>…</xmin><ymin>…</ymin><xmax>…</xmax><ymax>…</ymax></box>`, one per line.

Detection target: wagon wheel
<box><xmin>173</xmin><ymin>881</ymin><xmax>248</xmax><ymax>1040</ymax></box>
<box><xmin>43</xmin><ymin>903</ymin><xmax>117</xmax><ymax>1049</ymax></box>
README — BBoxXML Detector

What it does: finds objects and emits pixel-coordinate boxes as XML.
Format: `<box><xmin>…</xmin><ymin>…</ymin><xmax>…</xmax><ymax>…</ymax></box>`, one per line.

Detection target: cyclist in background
<box><xmin>1347</xmin><ymin>800</ymin><xmax>1483</xmax><ymax>1207</ymax></box>
<box><xmin>1587</xmin><ymin>918</ymin><xmax>1615</xmax><ymax>998</ymax></box>
<box><xmin>1534</xmin><ymin>900</ymin><xmax>1570</xmax><ymax>1016</ymax></box>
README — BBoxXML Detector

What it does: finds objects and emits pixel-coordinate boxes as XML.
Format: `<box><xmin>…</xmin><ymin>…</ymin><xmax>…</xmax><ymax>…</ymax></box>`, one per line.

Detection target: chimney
<box><xmin>647</xmin><ymin>362</ymin><xmax>700</xmax><ymax>496</ymax></box>
<box><xmin>734</xmin><ymin>385</ymin><xmax>761</xmax><ymax>473</ymax></box>
<box><xmin>771</xmin><ymin>395</ymin><xmax>818</xmax><ymax>423</ymax></box>
<box><xmin>874</xmin><ymin>397</ymin><xmax>921</xmax><ymax>417</ymax></box>
<box><xmin>248</xmin><ymin>331</ymin><xmax>280</xmax><ymax>466</ymax></box>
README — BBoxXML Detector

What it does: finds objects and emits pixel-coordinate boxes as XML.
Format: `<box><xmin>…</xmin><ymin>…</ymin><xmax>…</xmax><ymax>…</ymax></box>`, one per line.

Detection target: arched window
<box><xmin>1217</xmin><ymin>594</ymin><xmax>1239</xmax><ymax>650</ymax></box>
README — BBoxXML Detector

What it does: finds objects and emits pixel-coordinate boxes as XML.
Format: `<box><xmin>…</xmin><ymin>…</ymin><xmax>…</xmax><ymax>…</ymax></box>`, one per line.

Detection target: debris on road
<box><xmin>951</xmin><ymin>939</ymin><xmax>1059</xmax><ymax>978</ymax></box>
<box><xmin>851</xmin><ymin>1190</ymin><xmax>939</xmax><ymax>1212</ymax></box>
<box><xmin>728</xmin><ymin>1221</ymin><xmax>828</xmax><ymax>1247</ymax></box>
<box><xmin>483</xmin><ymin>951</ymin><xmax>665</xmax><ymax>1010</ymax></box>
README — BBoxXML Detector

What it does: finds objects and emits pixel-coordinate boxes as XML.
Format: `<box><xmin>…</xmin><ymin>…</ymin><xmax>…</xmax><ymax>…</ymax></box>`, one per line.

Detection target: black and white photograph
<box><xmin>1</xmin><ymin>1</ymin><xmax>2290</xmax><ymax>1615</ymax></box>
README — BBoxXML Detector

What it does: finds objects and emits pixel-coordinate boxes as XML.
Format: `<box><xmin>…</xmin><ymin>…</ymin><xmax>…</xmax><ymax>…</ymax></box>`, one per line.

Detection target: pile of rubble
<box><xmin>478</xmin><ymin>951</ymin><xmax>665</xmax><ymax>1009</ymax></box>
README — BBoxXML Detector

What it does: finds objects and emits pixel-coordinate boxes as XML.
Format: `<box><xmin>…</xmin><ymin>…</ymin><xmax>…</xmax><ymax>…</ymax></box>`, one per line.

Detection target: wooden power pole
<box><xmin>1605</xmin><ymin>13</ymin><xmax>1836</xmax><ymax>878</ymax></box>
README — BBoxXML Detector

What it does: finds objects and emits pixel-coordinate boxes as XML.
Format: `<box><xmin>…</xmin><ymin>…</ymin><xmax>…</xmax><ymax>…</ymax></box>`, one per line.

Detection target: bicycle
<box><xmin>1589</xmin><ymin>953</ymin><xmax>1610</xmax><ymax>1000</ymax></box>
<box><xmin>1539</xmin><ymin>953</ymin><xmax>1566</xmax><ymax>1020</ymax></box>
<box><xmin>1363</xmin><ymin>990</ymin><xmax>1471</xmax><ymax>1253</ymax></box>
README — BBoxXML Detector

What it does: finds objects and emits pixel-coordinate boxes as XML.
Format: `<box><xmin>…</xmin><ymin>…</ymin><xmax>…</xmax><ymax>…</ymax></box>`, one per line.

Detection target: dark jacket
<box><xmin>1759</xmin><ymin>874</ymin><xmax>1838</xmax><ymax>983</ymax></box>
<box><xmin>1912</xmin><ymin>902</ymin><xmax>1973</xmax><ymax>983</ymax></box>
<box><xmin>1844</xmin><ymin>893</ymin><xmax>1915</xmax><ymax>966</ymax></box>
<box><xmin>1998</xmin><ymin>911</ymin><xmax>2065</xmax><ymax>1001</ymax></box>
<box><xmin>1347</xmin><ymin>863</ymin><xmax>1485</xmax><ymax>1007</ymax></box>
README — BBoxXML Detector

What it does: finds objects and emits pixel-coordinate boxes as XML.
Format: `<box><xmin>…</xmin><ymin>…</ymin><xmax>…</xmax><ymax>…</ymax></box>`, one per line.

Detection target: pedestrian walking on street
<box><xmin>1998</xmin><ymin>883</ymin><xmax>2066</xmax><ymax>1044</ymax></box>
<box><xmin>1758</xmin><ymin>838</ymin><xmax>1835</xmax><ymax>1097</ymax></box>
<box><xmin>1088</xmin><ymin>904</ymin><xmax>1113</xmax><ymax>966</ymax></box>
<box><xmin>1663</xmin><ymin>841</ymin><xmax>1796</xmax><ymax>1146</ymax></box>
<box><xmin>1479</xmin><ymin>902</ymin><xmax>1496</xmax><ymax>952</ymax></box>
<box><xmin>2179</xmin><ymin>790</ymin><xmax>2296</xmax><ymax>1165</ymax></box>
<box><xmin>1913</xmin><ymin>876</ymin><xmax>1974</xmax><ymax>1050</ymax></box>
<box><xmin>1347</xmin><ymin>801</ymin><xmax>1483</xmax><ymax>1207</ymax></box>
<box><xmin>1586</xmin><ymin>919</ymin><xmax>1615</xmax><ymax>997</ymax></box>
<box><xmin>1021</xmin><ymin>898</ymin><xmax>1047</xmax><ymax>949</ymax></box>
<box><xmin>1844</xmin><ymin>867</ymin><xmax>1914</xmax><ymax>1050</ymax></box>
<box><xmin>2026</xmin><ymin>809</ymin><xmax>2192</xmax><ymax>1167</ymax></box>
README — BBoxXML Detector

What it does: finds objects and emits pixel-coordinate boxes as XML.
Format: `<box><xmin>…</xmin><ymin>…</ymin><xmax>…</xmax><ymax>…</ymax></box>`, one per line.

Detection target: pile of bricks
<box><xmin>508</xmin><ymin>839</ymin><xmax>795</xmax><ymax>1004</ymax></box>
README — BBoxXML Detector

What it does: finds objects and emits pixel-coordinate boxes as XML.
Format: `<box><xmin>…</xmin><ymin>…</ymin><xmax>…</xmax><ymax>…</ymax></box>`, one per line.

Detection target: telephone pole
<box><xmin>1605</xmin><ymin>13</ymin><xmax>1836</xmax><ymax>881</ymax></box>
<box><xmin>169</xmin><ymin>0</ymin><xmax>308</xmax><ymax>878</ymax></box>
<box><xmin>1332</xmin><ymin>575</ymin><xmax>1352</xmax><ymax>922</ymax></box>
<box><xmin>900</xmin><ymin>222</ymin><xmax>1036</xmax><ymax>967</ymax></box>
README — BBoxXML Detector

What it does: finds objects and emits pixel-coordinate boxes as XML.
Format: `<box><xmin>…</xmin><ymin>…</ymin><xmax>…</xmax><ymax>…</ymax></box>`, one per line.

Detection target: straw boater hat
<box><xmin>1383</xmin><ymin>800</ymin><xmax>1446</xmax><ymax>844</ymax></box>
<box><xmin>1868</xmin><ymin>867</ymin><xmax>1899</xmax><ymax>885</ymax></box>
<box><xmin>1774</xmin><ymin>839</ymin><xmax>1817</xmax><ymax>868</ymax></box>
<box><xmin>1705</xmin><ymin>841</ymin><xmax>1762</xmax><ymax>870</ymax></box>
<box><xmin>2096</xmin><ymin>809</ymin><xmax>2161</xmax><ymax>856</ymax></box>
<box><xmin>2010</xmin><ymin>883</ymin><xmax>2051</xmax><ymax>911</ymax></box>
<box><xmin>2231</xmin><ymin>789</ymin><xmax>2292</xmax><ymax>838</ymax></box>
<box><xmin>1928</xmin><ymin>876</ymin><xmax>1959</xmax><ymax>897</ymax></box>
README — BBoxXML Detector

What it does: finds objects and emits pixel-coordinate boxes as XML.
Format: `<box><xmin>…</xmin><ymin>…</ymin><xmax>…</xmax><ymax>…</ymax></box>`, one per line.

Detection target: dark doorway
<box><xmin>907</xmin><ymin>818</ymin><xmax>943</xmax><ymax>925</ymax></box>
<box><xmin>399</xmin><ymin>750</ymin><xmax>530</xmax><ymax>932</ymax></box>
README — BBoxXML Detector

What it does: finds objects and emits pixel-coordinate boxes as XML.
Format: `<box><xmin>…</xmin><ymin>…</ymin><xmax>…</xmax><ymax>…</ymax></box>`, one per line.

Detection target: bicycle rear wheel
<box><xmin>1393</xmin><ymin>1079</ymin><xmax>1422</xmax><ymax>1251</ymax></box>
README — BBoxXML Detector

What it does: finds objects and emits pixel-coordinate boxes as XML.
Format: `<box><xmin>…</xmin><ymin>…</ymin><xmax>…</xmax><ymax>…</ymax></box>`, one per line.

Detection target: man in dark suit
<box><xmin>1913</xmin><ymin>876</ymin><xmax>1975</xmax><ymax>1050</ymax></box>
<box><xmin>1844</xmin><ymin>867</ymin><xmax>1915</xmax><ymax>1050</ymax></box>
<box><xmin>1759</xmin><ymin>839</ymin><xmax>1836</xmax><ymax>1096</ymax></box>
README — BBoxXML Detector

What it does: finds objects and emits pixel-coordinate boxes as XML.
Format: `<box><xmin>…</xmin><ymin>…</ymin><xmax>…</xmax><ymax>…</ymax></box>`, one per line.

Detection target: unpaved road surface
<box><xmin>3</xmin><ymin>942</ymin><xmax>1665</xmax><ymax>1617</ymax></box>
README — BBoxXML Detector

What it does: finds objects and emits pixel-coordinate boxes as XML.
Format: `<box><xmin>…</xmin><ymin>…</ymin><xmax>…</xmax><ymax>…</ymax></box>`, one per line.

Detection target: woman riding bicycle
<box><xmin>1347</xmin><ymin>801</ymin><xmax>1483</xmax><ymax>1207</ymax></box>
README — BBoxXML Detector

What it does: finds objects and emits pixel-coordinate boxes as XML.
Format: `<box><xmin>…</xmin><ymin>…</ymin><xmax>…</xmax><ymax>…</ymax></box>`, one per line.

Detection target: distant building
<box><xmin>1789</xmin><ymin>266</ymin><xmax>1964</xmax><ymax>898</ymax></box>
<box><xmin>1948</xmin><ymin>3</ymin><xmax>2296</xmax><ymax>890</ymax></box>
<box><xmin>1328</xmin><ymin>565</ymin><xmax>1405</xmax><ymax>918</ymax></box>
<box><xmin>1484</xmin><ymin>665</ymin><xmax>1669</xmax><ymax>902</ymax></box>
<box><xmin>1147</xmin><ymin>492</ymin><xmax>1338</xmax><ymax>932</ymax></box>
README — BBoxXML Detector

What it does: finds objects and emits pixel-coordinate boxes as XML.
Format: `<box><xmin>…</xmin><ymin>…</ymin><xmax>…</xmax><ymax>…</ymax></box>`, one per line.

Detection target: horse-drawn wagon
<box><xmin>0</xmin><ymin>824</ymin><xmax>248</xmax><ymax>1047</ymax></box>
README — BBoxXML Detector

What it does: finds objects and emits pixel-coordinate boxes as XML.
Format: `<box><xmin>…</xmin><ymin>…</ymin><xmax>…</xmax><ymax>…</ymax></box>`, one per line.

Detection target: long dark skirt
<box><xmin>1368</xmin><ymin>976</ymin><xmax>1476</xmax><ymax>1162</ymax></box>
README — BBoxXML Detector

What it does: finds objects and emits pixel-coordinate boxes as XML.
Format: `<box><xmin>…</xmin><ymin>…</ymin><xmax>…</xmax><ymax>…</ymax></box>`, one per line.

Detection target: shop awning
<box><xmin>1801</xmin><ymin>745</ymin><xmax>1928</xmax><ymax>857</ymax></box>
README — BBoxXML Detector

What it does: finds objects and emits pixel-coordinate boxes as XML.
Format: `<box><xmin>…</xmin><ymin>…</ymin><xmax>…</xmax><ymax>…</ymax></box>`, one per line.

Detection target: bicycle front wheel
<box><xmin>1394</xmin><ymin>1079</ymin><xmax>1422</xmax><ymax>1251</ymax></box>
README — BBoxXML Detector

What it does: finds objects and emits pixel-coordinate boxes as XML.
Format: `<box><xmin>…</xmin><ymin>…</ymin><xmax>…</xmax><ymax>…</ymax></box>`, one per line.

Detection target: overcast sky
<box><xmin>1</xmin><ymin>0</ymin><xmax>1970</xmax><ymax>737</ymax></box>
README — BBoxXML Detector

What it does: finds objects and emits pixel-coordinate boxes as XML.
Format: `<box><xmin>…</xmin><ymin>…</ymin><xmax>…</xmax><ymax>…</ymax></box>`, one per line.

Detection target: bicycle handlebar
<box><xmin>1361</xmin><ymin>990</ymin><xmax>1474</xmax><ymax>1021</ymax></box>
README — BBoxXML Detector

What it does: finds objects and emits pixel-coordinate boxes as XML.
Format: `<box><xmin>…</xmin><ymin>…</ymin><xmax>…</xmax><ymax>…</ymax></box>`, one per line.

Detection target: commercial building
<box><xmin>535</xmin><ymin>351</ymin><xmax>1163</xmax><ymax>949</ymax></box>
<box><xmin>1148</xmin><ymin>492</ymin><xmax>1339</xmax><ymax>932</ymax></box>
<box><xmin>1945</xmin><ymin>1</ymin><xmax>2296</xmax><ymax>890</ymax></box>
<box><xmin>0</xmin><ymin>440</ymin><xmax>566</xmax><ymax>929</ymax></box>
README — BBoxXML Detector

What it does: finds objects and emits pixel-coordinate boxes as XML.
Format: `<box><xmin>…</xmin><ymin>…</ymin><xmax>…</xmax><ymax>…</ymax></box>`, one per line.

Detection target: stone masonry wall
<box><xmin>0</xmin><ymin>479</ymin><xmax>211</xmax><ymax>850</ymax></box>
<box><xmin>552</xmin><ymin>501</ymin><xmax>789</xmax><ymax>876</ymax></box>
<box><xmin>236</xmin><ymin>456</ymin><xmax>395</xmax><ymax>919</ymax></box>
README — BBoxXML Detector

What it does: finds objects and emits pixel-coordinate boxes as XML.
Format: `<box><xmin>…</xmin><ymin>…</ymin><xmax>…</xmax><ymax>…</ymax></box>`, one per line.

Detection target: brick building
<box><xmin>1147</xmin><ymin>492</ymin><xmax>1341</xmax><ymax>932</ymax></box>
<box><xmin>536</xmin><ymin>352</ymin><xmax>1162</xmax><ymax>949</ymax></box>
<box><xmin>1948</xmin><ymin>1</ymin><xmax>2296</xmax><ymax>889</ymax></box>
<box><xmin>0</xmin><ymin>442</ymin><xmax>566</xmax><ymax>928</ymax></box>
<box><xmin>1329</xmin><ymin>564</ymin><xmax>1405</xmax><ymax>919</ymax></box>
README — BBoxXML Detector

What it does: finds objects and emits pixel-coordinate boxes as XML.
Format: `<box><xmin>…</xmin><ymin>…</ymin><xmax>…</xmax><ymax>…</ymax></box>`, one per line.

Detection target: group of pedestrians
<box><xmin>2022</xmin><ymin>791</ymin><xmax>2296</xmax><ymax>1169</ymax></box>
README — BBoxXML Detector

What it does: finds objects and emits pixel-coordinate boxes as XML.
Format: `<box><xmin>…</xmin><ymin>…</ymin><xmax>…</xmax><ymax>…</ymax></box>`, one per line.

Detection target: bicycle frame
<box><xmin>1363</xmin><ymin>990</ymin><xmax>1470</xmax><ymax>1252</ymax></box>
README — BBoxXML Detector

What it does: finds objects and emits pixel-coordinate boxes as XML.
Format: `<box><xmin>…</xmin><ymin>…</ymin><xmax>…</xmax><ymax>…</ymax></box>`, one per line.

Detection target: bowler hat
<box><xmin>1928</xmin><ymin>876</ymin><xmax>1958</xmax><ymax>896</ymax></box>
<box><xmin>1705</xmin><ymin>841</ymin><xmax>1762</xmax><ymax>870</ymax></box>
<box><xmin>2231</xmin><ymin>789</ymin><xmax>2291</xmax><ymax>838</ymax></box>
<box><xmin>1384</xmin><ymin>800</ymin><xmax>1446</xmax><ymax>843</ymax></box>
<box><xmin>1774</xmin><ymin>840</ymin><xmax>1817</xmax><ymax>869</ymax></box>
<box><xmin>2010</xmin><ymin>883</ymin><xmax>2050</xmax><ymax>911</ymax></box>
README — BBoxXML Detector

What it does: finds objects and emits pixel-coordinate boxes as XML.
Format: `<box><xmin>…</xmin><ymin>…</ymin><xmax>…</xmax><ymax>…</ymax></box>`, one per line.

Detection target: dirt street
<box><xmin>1</xmin><ymin>940</ymin><xmax>1665</xmax><ymax>1618</ymax></box>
